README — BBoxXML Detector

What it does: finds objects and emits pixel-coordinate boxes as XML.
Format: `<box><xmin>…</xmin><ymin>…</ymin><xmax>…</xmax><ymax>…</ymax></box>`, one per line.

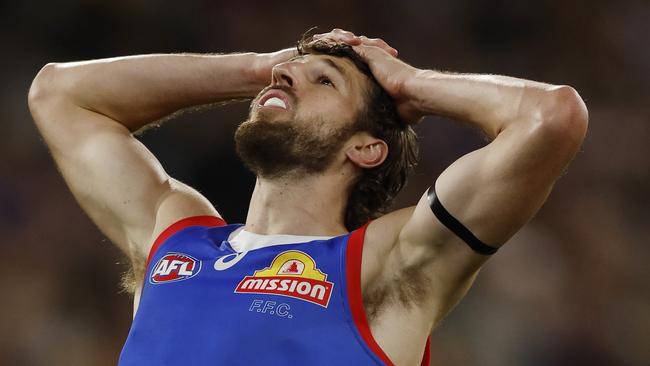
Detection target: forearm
<box><xmin>405</xmin><ymin>70</ymin><xmax>571</xmax><ymax>138</ymax></box>
<box><xmin>33</xmin><ymin>51</ymin><xmax>281</xmax><ymax>131</ymax></box>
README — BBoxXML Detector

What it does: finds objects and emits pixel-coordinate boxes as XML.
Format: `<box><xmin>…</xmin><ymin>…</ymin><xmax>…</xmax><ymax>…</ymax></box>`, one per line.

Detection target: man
<box><xmin>28</xmin><ymin>28</ymin><xmax>587</xmax><ymax>365</ymax></box>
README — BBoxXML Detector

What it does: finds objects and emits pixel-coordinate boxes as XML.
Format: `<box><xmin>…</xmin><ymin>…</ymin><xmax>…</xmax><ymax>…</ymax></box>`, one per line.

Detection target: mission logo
<box><xmin>150</xmin><ymin>252</ymin><xmax>202</xmax><ymax>284</ymax></box>
<box><xmin>234</xmin><ymin>250</ymin><xmax>334</xmax><ymax>307</ymax></box>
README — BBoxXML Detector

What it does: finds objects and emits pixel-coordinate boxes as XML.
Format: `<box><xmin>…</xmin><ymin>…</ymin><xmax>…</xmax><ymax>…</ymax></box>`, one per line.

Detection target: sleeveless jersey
<box><xmin>119</xmin><ymin>216</ymin><xmax>430</xmax><ymax>365</ymax></box>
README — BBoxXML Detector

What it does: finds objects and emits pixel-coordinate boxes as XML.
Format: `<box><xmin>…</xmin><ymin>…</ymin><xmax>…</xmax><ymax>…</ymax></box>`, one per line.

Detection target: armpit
<box><xmin>363</xmin><ymin>261</ymin><xmax>432</xmax><ymax>322</ymax></box>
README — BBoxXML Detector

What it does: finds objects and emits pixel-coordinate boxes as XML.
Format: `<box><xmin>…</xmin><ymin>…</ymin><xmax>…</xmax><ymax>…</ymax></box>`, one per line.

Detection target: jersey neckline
<box><xmin>226</xmin><ymin>227</ymin><xmax>337</xmax><ymax>253</ymax></box>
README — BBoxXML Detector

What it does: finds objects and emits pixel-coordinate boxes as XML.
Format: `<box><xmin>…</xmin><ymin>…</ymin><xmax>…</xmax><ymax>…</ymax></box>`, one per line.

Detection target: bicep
<box><xmin>34</xmin><ymin>100</ymin><xmax>218</xmax><ymax>259</ymax></box>
<box><xmin>399</xmin><ymin>121</ymin><xmax>581</xmax><ymax>278</ymax></box>
<box><xmin>434</xmin><ymin>122</ymin><xmax>572</xmax><ymax>246</ymax></box>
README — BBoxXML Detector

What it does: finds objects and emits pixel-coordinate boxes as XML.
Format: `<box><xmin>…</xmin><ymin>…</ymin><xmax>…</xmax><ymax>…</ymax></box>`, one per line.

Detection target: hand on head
<box><xmin>311</xmin><ymin>28</ymin><xmax>424</xmax><ymax>125</ymax></box>
<box><xmin>254</xmin><ymin>28</ymin><xmax>425</xmax><ymax>125</ymax></box>
<box><xmin>311</xmin><ymin>28</ymin><xmax>399</xmax><ymax>58</ymax></box>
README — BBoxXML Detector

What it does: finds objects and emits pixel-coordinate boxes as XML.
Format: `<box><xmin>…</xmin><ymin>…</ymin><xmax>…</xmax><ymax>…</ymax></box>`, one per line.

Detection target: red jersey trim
<box><xmin>422</xmin><ymin>338</ymin><xmax>431</xmax><ymax>366</ymax></box>
<box><xmin>346</xmin><ymin>223</ymin><xmax>431</xmax><ymax>366</ymax></box>
<box><xmin>346</xmin><ymin>223</ymin><xmax>394</xmax><ymax>365</ymax></box>
<box><xmin>145</xmin><ymin>215</ymin><xmax>226</xmax><ymax>271</ymax></box>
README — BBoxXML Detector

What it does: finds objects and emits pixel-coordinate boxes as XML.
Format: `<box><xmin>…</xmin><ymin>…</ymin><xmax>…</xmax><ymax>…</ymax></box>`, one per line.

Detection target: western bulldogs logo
<box><xmin>234</xmin><ymin>250</ymin><xmax>333</xmax><ymax>307</ymax></box>
<box><xmin>150</xmin><ymin>252</ymin><xmax>201</xmax><ymax>284</ymax></box>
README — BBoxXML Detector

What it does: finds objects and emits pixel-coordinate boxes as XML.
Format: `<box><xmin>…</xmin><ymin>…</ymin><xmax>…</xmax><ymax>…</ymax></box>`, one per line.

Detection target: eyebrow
<box><xmin>319</xmin><ymin>57</ymin><xmax>351</xmax><ymax>93</ymax></box>
<box><xmin>322</xmin><ymin>57</ymin><xmax>348</xmax><ymax>81</ymax></box>
<box><xmin>291</xmin><ymin>54</ymin><xmax>349</xmax><ymax>88</ymax></box>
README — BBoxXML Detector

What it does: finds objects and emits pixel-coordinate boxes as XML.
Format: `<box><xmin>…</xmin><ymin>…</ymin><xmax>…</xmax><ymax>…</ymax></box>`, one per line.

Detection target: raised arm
<box><xmin>400</xmin><ymin>70</ymin><xmax>588</xmax><ymax>248</ymax></box>
<box><xmin>323</xmin><ymin>34</ymin><xmax>587</xmax><ymax>323</ymax></box>
<box><xmin>359</xmin><ymin>40</ymin><xmax>587</xmax><ymax>314</ymax></box>
<box><xmin>394</xmin><ymin>69</ymin><xmax>588</xmax><ymax>297</ymax></box>
<box><xmin>27</xmin><ymin>49</ymin><xmax>296</xmax><ymax>266</ymax></box>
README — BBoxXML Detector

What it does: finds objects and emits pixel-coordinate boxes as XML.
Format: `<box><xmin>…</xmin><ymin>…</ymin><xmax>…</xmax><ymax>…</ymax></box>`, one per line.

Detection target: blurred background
<box><xmin>1</xmin><ymin>0</ymin><xmax>648</xmax><ymax>365</ymax></box>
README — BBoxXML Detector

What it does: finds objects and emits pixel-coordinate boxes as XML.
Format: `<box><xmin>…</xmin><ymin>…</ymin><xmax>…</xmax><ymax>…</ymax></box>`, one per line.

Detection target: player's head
<box><xmin>236</xmin><ymin>33</ymin><xmax>418</xmax><ymax>230</ymax></box>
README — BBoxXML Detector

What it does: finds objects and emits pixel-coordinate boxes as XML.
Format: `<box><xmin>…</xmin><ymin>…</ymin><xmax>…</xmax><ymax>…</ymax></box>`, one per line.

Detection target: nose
<box><xmin>271</xmin><ymin>62</ymin><xmax>299</xmax><ymax>88</ymax></box>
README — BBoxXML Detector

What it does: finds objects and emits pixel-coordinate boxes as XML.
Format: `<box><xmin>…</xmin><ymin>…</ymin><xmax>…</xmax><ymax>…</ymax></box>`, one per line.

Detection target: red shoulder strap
<box><xmin>346</xmin><ymin>222</ymin><xmax>431</xmax><ymax>366</ymax></box>
<box><xmin>421</xmin><ymin>337</ymin><xmax>431</xmax><ymax>366</ymax></box>
<box><xmin>145</xmin><ymin>215</ymin><xmax>226</xmax><ymax>270</ymax></box>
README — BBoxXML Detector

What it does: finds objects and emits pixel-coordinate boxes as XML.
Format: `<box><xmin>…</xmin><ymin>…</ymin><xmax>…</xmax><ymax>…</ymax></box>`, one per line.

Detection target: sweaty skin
<box><xmin>28</xmin><ymin>28</ymin><xmax>587</xmax><ymax>365</ymax></box>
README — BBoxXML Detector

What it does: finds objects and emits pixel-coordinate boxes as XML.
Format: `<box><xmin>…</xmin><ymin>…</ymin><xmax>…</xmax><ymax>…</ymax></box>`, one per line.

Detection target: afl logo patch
<box><xmin>150</xmin><ymin>253</ymin><xmax>201</xmax><ymax>284</ymax></box>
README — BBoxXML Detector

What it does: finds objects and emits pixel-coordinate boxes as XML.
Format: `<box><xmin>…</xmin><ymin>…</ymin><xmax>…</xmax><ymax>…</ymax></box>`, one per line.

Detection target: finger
<box><xmin>375</xmin><ymin>39</ymin><xmax>398</xmax><ymax>56</ymax></box>
<box><xmin>344</xmin><ymin>36</ymin><xmax>362</xmax><ymax>45</ymax></box>
<box><xmin>355</xmin><ymin>44</ymin><xmax>397</xmax><ymax>62</ymax></box>
<box><xmin>351</xmin><ymin>44</ymin><xmax>384</xmax><ymax>61</ymax></box>
<box><xmin>359</xmin><ymin>36</ymin><xmax>387</xmax><ymax>47</ymax></box>
<box><xmin>332</xmin><ymin>28</ymin><xmax>356</xmax><ymax>37</ymax></box>
<box><xmin>371</xmin><ymin>40</ymin><xmax>398</xmax><ymax>56</ymax></box>
<box><xmin>358</xmin><ymin>36</ymin><xmax>398</xmax><ymax>57</ymax></box>
<box><xmin>333</xmin><ymin>29</ymin><xmax>359</xmax><ymax>41</ymax></box>
<box><xmin>311</xmin><ymin>33</ymin><xmax>361</xmax><ymax>46</ymax></box>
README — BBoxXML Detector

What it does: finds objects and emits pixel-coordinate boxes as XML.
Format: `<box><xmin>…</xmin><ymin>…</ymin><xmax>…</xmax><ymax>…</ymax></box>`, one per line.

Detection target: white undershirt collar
<box><xmin>226</xmin><ymin>227</ymin><xmax>336</xmax><ymax>253</ymax></box>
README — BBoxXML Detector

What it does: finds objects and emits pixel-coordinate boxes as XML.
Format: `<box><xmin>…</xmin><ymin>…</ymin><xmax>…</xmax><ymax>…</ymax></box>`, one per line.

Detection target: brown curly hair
<box><xmin>296</xmin><ymin>30</ymin><xmax>419</xmax><ymax>230</ymax></box>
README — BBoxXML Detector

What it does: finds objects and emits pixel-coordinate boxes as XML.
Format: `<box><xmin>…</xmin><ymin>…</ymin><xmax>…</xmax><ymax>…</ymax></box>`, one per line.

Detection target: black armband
<box><xmin>427</xmin><ymin>186</ymin><xmax>498</xmax><ymax>255</ymax></box>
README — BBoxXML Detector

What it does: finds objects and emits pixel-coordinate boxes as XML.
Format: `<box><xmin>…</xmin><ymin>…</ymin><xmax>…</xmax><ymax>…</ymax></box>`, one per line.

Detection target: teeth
<box><xmin>263</xmin><ymin>97</ymin><xmax>287</xmax><ymax>109</ymax></box>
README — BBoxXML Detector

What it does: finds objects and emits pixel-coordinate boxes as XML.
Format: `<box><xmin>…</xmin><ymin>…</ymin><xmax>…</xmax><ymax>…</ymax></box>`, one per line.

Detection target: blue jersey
<box><xmin>119</xmin><ymin>216</ymin><xmax>430</xmax><ymax>365</ymax></box>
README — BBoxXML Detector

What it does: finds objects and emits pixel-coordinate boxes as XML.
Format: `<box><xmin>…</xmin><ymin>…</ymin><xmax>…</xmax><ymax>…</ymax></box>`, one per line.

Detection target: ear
<box><xmin>345</xmin><ymin>132</ymin><xmax>388</xmax><ymax>169</ymax></box>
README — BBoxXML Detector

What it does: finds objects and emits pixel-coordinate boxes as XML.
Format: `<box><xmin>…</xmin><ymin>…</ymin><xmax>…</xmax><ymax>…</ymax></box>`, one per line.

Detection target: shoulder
<box><xmin>143</xmin><ymin>179</ymin><xmax>221</xmax><ymax>256</ymax></box>
<box><xmin>365</xmin><ymin>206</ymin><xmax>415</xmax><ymax>248</ymax></box>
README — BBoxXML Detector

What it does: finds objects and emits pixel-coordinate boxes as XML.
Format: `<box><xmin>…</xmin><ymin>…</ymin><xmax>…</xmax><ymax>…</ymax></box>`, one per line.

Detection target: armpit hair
<box><xmin>362</xmin><ymin>260</ymin><xmax>432</xmax><ymax>322</ymax></box>
<box><xmin>119</xmin><ymin>254</ymin><xmax>144</xmax><ymax>295</ymax></box>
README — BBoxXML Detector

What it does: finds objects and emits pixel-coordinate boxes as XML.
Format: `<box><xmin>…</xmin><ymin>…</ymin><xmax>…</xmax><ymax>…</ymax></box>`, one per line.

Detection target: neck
<box><xmin>245</xmin><ymin>169</ymin><xmax>355</xmax><ymax>236</ymax></box>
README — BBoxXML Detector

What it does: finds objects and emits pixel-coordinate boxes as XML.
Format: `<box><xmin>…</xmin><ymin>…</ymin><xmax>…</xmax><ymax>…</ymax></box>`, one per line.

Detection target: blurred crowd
<box><xmin>1</xmin><ymin>0</ymin><xmax>648</xmax><ymax>365</ymax></box>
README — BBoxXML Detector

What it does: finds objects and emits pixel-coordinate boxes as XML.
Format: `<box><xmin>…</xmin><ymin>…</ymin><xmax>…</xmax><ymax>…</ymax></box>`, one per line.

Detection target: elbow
<box><xmin>537</xmin><ymin>85</ymin><xmax>589</xmax><ymax>150</ymax></box>
<box><xmin>28</xmin><ymin>62</ymin><xmax>71</xmax><ymax>124</ymax></box>
<box><xmin>28</xmin><ymin>63</ymin><xmax>59</xmax><ymax>116</ymax></box>
<box><xmin>29</xmin><ymin>63</ymin><xmax>59</xmax><ymax>103</ymax></box>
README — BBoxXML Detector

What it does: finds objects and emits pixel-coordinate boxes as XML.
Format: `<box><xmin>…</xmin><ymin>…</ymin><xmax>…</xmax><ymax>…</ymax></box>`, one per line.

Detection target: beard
<box><xmin>235</xmin><ymin>111</ymin><xmax>355</xmax><ymax>179</ymax></box>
